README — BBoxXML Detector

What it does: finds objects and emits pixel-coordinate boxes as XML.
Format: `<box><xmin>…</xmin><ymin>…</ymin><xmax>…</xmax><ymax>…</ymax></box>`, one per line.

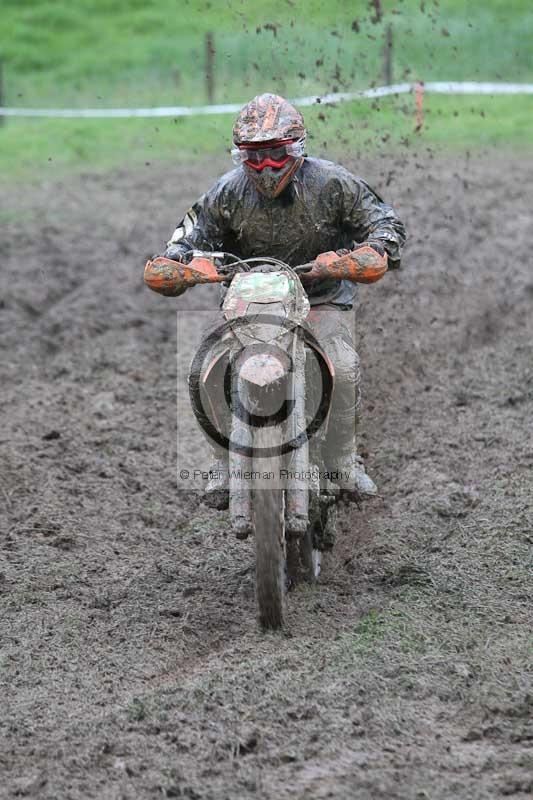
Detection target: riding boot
<box><xmin>334</xmin><ymin>449</ymin><xmax>377</xmax><ymax>497</ymax></box>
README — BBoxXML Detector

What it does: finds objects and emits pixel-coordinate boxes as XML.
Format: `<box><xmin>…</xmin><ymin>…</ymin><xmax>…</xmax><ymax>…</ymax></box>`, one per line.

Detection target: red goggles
<box><xmin>231</xmin><ymin>138</ymin><xmax>305</xmax><ymax>171</ymax></box>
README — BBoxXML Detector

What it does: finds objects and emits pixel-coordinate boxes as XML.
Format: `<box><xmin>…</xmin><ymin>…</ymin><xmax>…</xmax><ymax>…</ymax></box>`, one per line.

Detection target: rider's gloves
<box><xmin>297</xmin><ymin>244</ymin><xmax>388</xmax><ymax>285</ymax></box>
<box><xmin>145</xmin><ymin>247</ymin><xmax>192</xmax><ymax>296</ymax></box>
<box><xmin>145</xmin><ymin>250</ymin><xmax>222</xmax><ymax>296</ymax></box>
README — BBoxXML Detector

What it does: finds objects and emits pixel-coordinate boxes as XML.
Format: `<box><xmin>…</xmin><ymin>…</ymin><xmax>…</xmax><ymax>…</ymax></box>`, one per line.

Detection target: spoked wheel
<box><xmin>253</xmin><ymin>424</ymin><xmax>286</xmax><ymax>630</ymax></box>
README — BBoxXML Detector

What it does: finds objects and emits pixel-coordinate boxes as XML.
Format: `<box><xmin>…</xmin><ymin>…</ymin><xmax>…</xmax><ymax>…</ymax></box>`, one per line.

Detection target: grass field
<box><xmin>0</xmin><ymin>0</ymin><xmax>532</xmax><ymax>180</ymax></box>
<box><xmin>2</xmin><ymin>95</ymin><xmax>532</xmax><ymax>182</ymax></box>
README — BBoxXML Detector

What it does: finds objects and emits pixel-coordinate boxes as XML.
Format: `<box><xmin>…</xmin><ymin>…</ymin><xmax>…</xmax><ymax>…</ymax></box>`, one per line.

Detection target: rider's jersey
<box><xmin>165</xmin><ymin>157</ymin><xmax>406</xmax><ymax>306</ymax></box>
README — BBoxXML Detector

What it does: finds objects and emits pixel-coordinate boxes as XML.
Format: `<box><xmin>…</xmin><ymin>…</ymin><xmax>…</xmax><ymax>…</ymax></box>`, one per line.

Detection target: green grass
<box><xmin>0</xmin><ymin>0</ymin><xmax>532</xmax><ymax>180</ymax></box>
<box><xmin>2</xmin><ymin>0</ymin><xmax>532</xmax><ymax>105</ymax></box>
<box><xmin>336</xmin><ymin>605</ymin><xmax>429</xmax><ymax>660</ymax></box>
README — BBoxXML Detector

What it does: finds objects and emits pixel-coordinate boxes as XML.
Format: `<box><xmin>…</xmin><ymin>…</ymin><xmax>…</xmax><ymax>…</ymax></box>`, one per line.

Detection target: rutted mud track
<box><xmin>0</xmin><ymin>153</ymin><xmax>531</xmax><ymax>799</ymax></box>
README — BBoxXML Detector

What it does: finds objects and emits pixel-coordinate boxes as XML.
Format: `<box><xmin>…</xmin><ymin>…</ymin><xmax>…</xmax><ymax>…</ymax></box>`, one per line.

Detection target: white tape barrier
<box><xmin>0</xmin><ymin>82</ymin><xmax>532</xmax><ymax>118</ymax></box>
<box><xmin>423</xmin><ymin>81</ymin><xmax>533</xmax><ymax>95</ymax></box>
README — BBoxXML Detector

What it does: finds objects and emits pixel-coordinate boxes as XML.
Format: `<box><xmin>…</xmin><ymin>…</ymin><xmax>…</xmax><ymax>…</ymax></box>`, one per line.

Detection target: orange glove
<box><xmin>299</xmin><ymin>245</ymin><xmax>388</xmax><ymax>285</ymax></box>
<box><xmin>144</xmin><ymin>255</ymin><xmax>224</xmax><ymax>297</ymax></box>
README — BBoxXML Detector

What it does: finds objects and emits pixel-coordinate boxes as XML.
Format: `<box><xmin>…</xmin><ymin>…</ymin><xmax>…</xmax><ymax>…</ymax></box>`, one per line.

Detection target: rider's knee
<box><xmin>328</xmin><ymin>337</ymin><xmax>360</xmax><ymax>386</ymax></box>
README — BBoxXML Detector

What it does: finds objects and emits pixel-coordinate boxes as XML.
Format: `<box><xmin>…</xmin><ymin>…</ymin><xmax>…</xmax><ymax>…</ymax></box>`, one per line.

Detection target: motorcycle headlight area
<box><xmin>231</xmin><ymin>345</ymin><xmax>293</xmax><ymax>427</ymax></box>
<box><xmin>234</xmin><ymin>345</ymin><xmax>292</xmax><ymax>389</ymax></box>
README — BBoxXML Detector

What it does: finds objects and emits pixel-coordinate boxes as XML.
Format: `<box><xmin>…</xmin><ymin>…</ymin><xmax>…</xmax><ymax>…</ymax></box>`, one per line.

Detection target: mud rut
<box><xmin>0</xmin><ymin>153</ymin><xmax>531</xmax><ymax>799</ymax></box>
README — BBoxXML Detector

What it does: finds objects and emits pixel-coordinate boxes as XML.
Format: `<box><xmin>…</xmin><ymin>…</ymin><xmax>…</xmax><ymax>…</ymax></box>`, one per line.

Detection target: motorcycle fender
<box><xmin>306</xmin><ymin>340</ymin><xmax>335</xmax><ymax>380</ymax></box>
<box><xmin>200</xmin><ymin>347</ymin><xmax>230</xmax><ymax>438</ymax></box>
<box><xmin>203</xmin><ymin>346</ymin><xmax>230</xmax><ymax>384</ymax></box>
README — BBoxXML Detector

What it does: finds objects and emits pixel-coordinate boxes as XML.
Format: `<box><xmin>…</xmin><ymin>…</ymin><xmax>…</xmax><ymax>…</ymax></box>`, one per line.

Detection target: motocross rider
<box><xmin>149</xmin><ymin>93</ymin><xmax>406</xmax><ymax>508</ymax></box>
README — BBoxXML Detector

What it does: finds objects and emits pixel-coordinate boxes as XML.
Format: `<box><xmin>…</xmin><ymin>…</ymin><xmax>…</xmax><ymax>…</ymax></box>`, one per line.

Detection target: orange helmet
<box><xmin>232</xmin><ymin>93</ymin><xmax>306</xmax><ymax>198</ymax></box>
<box><xmin>233</xmin><ymin>92</ymin><xmax>306</xmax><ymax>145</ymax></box>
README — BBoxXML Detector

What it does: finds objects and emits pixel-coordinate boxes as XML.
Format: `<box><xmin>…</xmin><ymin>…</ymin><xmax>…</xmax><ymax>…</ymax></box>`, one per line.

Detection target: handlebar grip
<box><xmin>144</xmin><ymin>255</ymin><xmax>225</xmax><ymax>296</ymax></box>
<box><xmin>300</xmin><ymin>246</ymin><xmax>388</xmax><ymax>285</ymax></box>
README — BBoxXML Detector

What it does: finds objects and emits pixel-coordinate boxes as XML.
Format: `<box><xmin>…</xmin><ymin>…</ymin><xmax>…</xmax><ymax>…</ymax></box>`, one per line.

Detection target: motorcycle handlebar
<box><xmin>144</xmin><ymin>253</ymin><xmax>225</xmax><ymax>297</ymax></box>
<box><xmin>144</xmin><ymin>246</ymin><xmax>388</xmax><ymax>297</ymax></box>
<box><xmin>296</xmin><ymin>246</ymin><xmax>388</xmax><ymax>285</ymax></box>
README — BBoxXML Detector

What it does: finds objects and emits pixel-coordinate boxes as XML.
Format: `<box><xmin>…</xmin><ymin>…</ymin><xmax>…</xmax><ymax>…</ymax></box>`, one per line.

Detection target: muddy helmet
<box><xmin>232</xmin><ymin>93</ymin><xmax>306</xmax><ymax>198</ymax></box>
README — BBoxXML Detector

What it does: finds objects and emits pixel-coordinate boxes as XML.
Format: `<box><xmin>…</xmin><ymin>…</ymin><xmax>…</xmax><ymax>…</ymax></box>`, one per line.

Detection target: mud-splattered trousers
<box><xmin>166</xmin><ymin>157</ymin><xmax>405</xmax><ymax>459</ymax></box>
<box><xmin>305</xmin><ymin>304</ymin><xmax>360</xmax><ymax>465</ymax></box>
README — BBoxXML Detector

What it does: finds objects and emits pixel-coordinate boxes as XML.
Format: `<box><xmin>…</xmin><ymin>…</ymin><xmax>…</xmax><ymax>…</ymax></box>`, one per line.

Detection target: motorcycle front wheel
<box><xmin>252</xmin><ymin>423</ymin><xmax>286</xmax><ymax>630</ymax></box>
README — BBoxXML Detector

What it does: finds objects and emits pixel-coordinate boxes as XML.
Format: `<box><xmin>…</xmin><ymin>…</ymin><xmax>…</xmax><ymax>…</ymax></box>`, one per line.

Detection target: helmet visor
<box><xmin>231</xmin><ymin>137</ymin><xmax>305</xmax><ymax>171</ymax></box>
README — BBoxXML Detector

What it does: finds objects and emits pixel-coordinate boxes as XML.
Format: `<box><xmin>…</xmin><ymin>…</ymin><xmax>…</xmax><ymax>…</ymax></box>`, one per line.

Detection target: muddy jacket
<box><xmin>165</xmin><ymin>157</ymin><xmax>406</xmax><ymax>305</ymax></box>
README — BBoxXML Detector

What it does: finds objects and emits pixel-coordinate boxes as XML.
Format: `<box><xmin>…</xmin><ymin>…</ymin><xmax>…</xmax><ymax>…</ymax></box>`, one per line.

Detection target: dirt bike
<box><xmin>144</xmin><ymin>247</ymin><xmax>387</xmax><ymax>629</ymax></box>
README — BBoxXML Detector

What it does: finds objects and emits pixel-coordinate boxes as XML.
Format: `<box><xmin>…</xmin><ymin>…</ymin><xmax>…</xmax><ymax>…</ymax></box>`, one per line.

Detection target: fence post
<box><xmin>414</xmin><ymin>81</ymin><xmax>425</xmax><ymax>132</ymax></box>
<box><xmin>205</xmin><ymin>32</ymin><xmax>215</xmax><ymax>104</ymax></box>
<box><xmin>382</xmin><ymin>24</ymin><xmax>393</xmax><ymax>86</ymax></box>
<box><xmin>0</xmin><ymin>58</ymin><xmax>4</xmax><ymax>126</ymax></box>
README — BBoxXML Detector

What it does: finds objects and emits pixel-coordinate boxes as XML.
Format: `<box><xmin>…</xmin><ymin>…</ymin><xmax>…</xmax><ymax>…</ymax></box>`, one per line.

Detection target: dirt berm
<box><xmin>0</xmin><ymin>151</ymin><xmax>531</xmax><ymax>799</ymax></box>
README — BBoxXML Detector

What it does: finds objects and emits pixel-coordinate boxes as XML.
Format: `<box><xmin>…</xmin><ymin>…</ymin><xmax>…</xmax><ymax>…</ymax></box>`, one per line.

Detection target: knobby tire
<box><xmin>253</xmin><ymin>424</ymin><xmax>285</xmax><ymax>630</ymax></box>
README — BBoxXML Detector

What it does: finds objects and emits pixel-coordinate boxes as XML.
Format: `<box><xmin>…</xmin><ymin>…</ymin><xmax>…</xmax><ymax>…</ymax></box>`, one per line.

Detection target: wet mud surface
<box><xmin>0</xmin><ymin>152</ymin><xmax>532</xmax><ymax>798</ymax></box>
